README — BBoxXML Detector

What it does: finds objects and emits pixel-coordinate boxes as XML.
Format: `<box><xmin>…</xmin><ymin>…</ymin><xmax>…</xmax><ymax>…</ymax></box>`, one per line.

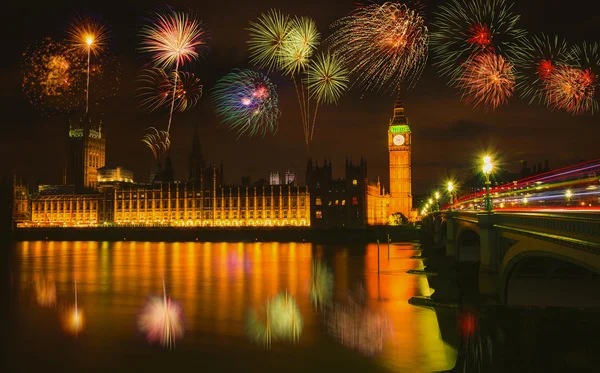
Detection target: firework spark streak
<box><xmin>138</xmin><ymin>68</ymin><xmax>203</xmax><ymax>113</ymax></box>
<box><xmin>212</xmin><ymin>69</ymin><xmax>280</xmax><ymax>138</ymax></box>
<box><xmin>328</xmin><ymin>2</ymin><xmax>429</xmax><ymax>93</ymax></box>
<box><xmin>140</xmin><ymin>7</ymin><xmax>209</xmax><ymax>134</ymax></box>
<box><xmin>142</xmin><ymin>127</ymin><xmax>171</xmax><ymax>160</ymax></box>
<box><xmin>68</xmin><ymin>13</ymin><xmax>109</xmax><ymax>114</ymax></box>
<box><xmin>457</xmin><ymin>52</ymin><xmax>515</xmax><ymax>110</ymax></box>
<box><xmin>138</xmin><ymin>279</ymin><xmax>184</xmax><ymax>349</ymax></box>
<box><xmin>431</xmin><ymin>0</ymin><xmax>525</xmax><ymax>82</ymax></box>
<box><xmin>542</xmin><ymin>42</ymin><xmax>600</xmax><ymax>115</ymax></box>
<box><xmin>511</xmin><ymin>34</ymin><xmax>574</xmax><ymax>105</ymax></box>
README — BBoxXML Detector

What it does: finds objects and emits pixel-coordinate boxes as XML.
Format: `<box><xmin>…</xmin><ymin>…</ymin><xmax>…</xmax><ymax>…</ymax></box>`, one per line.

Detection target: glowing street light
<box><xmin>482</xmin><ymin>156</ymin><xmax>494</xmax><ymax>212</ymax></box>
<box><xmin>447</xmin><ymin>181</ymin><xmax>455</xmax><ymax>211</ymax></box>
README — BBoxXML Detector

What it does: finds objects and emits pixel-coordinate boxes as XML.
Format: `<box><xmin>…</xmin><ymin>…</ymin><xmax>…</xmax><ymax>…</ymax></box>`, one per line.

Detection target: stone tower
<box><xmin>387</xmin><ymin>86</ymin><xmax>412</xmax><ymax>218</ymax></box>
<box><xmin>67</xmin><ymin>114</ymin><xmax>106</xmax><ymax>189</ymax></box>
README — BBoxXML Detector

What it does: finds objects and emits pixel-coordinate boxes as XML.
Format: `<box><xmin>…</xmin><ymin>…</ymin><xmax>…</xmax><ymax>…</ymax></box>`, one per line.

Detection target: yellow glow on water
<box><xmin>12</xmin><ymin>241</ymin><xmax>456</xmax><ymax>371</ymax></box>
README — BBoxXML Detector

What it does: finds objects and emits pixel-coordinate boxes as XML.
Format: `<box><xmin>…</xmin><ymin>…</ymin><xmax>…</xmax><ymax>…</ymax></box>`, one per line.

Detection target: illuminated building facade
<box><xmin>21</xmin><ymin>124</ymin><xmax>309</xmax><ymax>228</ymax></box>
<box><xmin>67</xmin><ymin>115</ymin><xmax>106</xmax><ymax>189</ymax></box>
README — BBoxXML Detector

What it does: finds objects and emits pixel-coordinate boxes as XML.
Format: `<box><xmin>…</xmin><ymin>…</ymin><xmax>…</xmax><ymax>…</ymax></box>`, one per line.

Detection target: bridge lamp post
<box><xmin>482</xmin><ymin>156</ymin><xmax>494</xmax><ymax>212</ymax></box>
<box><xmin>447</xmin><ymin>182</ymin><xmax>454</xmax><ymax>211</ymax></box>
<box><xmin>566</xmin><ymin>189</ymin><xmax>573</xmax><ymax>206</ymax></box>
<box><xmin>434</xmin><ymin>191</ymin><xmax>440</xmax><ymax>212</ymax></box>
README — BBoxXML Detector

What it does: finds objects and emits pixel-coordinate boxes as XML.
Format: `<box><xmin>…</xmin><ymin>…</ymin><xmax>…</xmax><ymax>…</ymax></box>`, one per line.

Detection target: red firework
<box><xmin>458</xmin><ymin>52</ymin><xmax>515</xmax><ymax>110</ymax></box>
<box><xmin>467</xmin><ymin>23</ymin><xmax>493</xmax><ymax>50</ymax></box>
<box><xmin>537</xmin><ymin>59</ymin><xmax>555</xmax><ymax>80</ymax></box>
<box><xmin>544</xmin><ymin>66</ymin><xmax>597</xmax><ymax>114</ymax></box>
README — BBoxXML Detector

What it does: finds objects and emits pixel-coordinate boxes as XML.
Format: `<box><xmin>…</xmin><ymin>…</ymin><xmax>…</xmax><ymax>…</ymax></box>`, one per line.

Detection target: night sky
<box><xmin>2</xmin><ymin>0</ymin><xmax>600</xmax><ymax>195</ymax></box>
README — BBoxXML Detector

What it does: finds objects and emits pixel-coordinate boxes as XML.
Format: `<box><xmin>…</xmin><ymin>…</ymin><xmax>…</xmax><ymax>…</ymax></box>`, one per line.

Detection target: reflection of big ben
<box><xmin>388</xmin><ymin>88</ymin><xmax>412</xmax><ymax>217</ymax></box>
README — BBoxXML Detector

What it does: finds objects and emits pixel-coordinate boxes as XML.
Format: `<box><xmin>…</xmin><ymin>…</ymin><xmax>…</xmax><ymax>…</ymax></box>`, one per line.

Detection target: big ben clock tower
<box><xmin>388</xmin><ymin>87</ymin><xmax>412</xmax><ymax>218</ymax></box>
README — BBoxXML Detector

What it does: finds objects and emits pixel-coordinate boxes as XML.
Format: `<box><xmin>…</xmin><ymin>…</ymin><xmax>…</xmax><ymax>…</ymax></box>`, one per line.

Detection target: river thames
<box><xmin>5</xmin><ymin>241</ymin><xmax>457</xmax><ymax>372</ymax></box>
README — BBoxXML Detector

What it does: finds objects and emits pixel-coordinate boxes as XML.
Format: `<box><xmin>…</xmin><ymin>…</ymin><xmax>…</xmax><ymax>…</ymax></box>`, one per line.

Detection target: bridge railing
<box><xmin>493</xmin><ymin>212</ymin><xmax>600</xmax><ymax>240</ymax></box>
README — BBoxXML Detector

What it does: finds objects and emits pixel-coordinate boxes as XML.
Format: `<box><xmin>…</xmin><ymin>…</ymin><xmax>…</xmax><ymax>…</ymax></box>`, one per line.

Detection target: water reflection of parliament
<box><xmin>15</xmin><ymin>90</ymin><xmax>418</xmax><ymax>229</ymax></box>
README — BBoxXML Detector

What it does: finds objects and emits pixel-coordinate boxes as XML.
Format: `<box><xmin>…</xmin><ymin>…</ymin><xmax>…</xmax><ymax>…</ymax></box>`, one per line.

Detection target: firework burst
<box><xmin>138</xmin><ymin>279</ymin><xmax>184</xmax><ymax>349</ymax></box>
<box><xmin>140</xmin><ymin>7</ymin><xmax>209</xmax><ymax>135</ymax></box>
<box><xmin>247</xmin><ymin>9</ymin><xmax>291</xmax><ymax>71</ymax></box>
<box><xmin>543</xmin><ymin>66</ymin><xmax>598</xmax><ymax>115</ymax></box>
<box><xmin>305</xmin><ymin>52</ymin><xmax>349</xmax><ymax>105</ymax></box>
<box><xmin>431</xmin><ymin>0</ymin><xmax>525</xmax><ymax>82</ymax></box>
<box><xmin>142</xmin><ymin>127</ymin><xmax>171</xmax><ymax>160</ymax></box>
<box><xmin>138</xmin><ymin>68</ymin><xmax>203</xmax><ymax>113</ymax></box>
<box><xmin>279</xmin><ymin>16</ymin><xmax>320</xmax><ymax>77</ymax></box>
<box><xmin>328</xmin><ymin>1</ymin><xmax>428</xmax><ymax>93</ymax></box>
<box><xmin>511</xmin><ymin>34</ymin><xmax>574</xmax><ymax>104</ymax></box>
<box><xmin>21</xmin><ymin>37</ymin><xmax>84</xmax><ymax>115</ymax></box>
<box><xmin>457</xmin><ymin>52</ymin><xmax>516</xmax><ymax>110</ymax></box>
<box><xmin>212</xmin><ymin>69</ymin><xmax>280</xmax><ymax>138</ymax></box>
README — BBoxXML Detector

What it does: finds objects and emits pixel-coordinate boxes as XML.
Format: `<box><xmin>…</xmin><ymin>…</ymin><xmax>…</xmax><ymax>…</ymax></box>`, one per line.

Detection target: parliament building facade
<box><xmin>15</xmin><ymin>92</ymin><xmax>416</xmax><ymax>229</ymax></box>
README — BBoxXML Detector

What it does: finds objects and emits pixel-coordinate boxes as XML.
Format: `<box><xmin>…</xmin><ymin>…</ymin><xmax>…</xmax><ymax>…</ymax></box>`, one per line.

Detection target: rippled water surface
<box><xmin>6</xmin><ymin>241</ymin><xmax>456</xmax><ymax>372</ymax></box>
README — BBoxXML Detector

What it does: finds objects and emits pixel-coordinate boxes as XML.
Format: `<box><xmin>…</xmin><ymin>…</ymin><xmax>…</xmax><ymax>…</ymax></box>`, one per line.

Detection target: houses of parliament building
<box><xmin>13</xmin><ymin>92</ymin><xmax>416</xmax><ymax>229</ymax></box>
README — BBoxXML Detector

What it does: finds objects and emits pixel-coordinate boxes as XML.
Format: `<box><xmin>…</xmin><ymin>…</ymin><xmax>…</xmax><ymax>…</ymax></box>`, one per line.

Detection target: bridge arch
<box><xmin>500</xmin><ymin>240</ymin><xmax>600</xmax><ymax>308</ymax></box>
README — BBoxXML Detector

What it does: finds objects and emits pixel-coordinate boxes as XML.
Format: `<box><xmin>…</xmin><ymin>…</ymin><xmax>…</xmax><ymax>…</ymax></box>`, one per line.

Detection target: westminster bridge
<box><xmin>421</xmin><ymin>210</ymin><xmax>600</xmax><ymax>308</ymax></box>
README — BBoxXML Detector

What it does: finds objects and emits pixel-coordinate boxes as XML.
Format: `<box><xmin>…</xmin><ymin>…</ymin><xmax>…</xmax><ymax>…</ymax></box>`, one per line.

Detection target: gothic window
<box><xmin>353</xmin><ymin>179</ymin><xmax>358</xmax><ymax>186</ymax></box>
<box><xmin>342</xmin><ymin>200</ymin><xmax>346</xmax><ymax>206</ymax></box>
<box><xmin>316</xmin><ymin>211</ymin><xmax>322</xmax><ymax>219</ymax></box>
<box><xmin>316</xmin><ymin>197</ymin><xmax>322</xmax><ymax>206</ymax></box>
<box><xmin>335</xmin><ymin>200</ymin><xmax>339</xmax><ymax>205</ymax></box>
<box><xmin>352</xmin><ymin>197</ymin><xmax>359</xmax><ymax>205</ymax></box>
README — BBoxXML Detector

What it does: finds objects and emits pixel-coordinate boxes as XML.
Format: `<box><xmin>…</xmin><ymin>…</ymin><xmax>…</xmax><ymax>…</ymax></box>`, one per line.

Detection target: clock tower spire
<box><xmin>388</xmin><ymin>85</ymin><xmax>412</xmax><ymax>218</ymax></box>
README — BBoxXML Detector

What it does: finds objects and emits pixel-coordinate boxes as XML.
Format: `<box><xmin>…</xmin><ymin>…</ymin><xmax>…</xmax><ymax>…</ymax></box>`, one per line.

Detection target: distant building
<box><xmin>98</xmin><ymin>166</ymin><xmax>133</xmax><ymax>184</ymax></box>
<box><xmin>285</xmin><ymin>170</ymin><xmax>296</xmax><ymax>185</ymax></box>
<box><xmin>270</xmin><ymin>172</ymin><xmax>280</xmax><ymax>186</ymax></box>
<box><xmin>306</xmin><ymin>158</ymin><xmax>368</xmax><ymax>229</ymax></box>
<box><xmin>67</xmin><ymin>115</ymin><xmax>106</xmax><ymax>189</ymax></box>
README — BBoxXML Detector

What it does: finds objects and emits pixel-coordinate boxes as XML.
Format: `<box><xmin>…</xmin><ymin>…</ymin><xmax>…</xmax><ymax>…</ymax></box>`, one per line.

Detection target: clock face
<box><xmin>393</xmin><ymin>134</ymin><xmax>405</xmax><ymax>146</ymax></box>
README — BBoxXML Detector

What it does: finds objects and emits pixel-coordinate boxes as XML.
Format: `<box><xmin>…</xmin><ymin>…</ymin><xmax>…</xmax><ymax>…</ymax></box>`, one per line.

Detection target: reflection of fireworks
<box><xmin>138</xmin><ymin>68</ymin><xmax>203</xmax><ymax>113</ymax></box>
<box><xmin>138</xmin><ymin>280</ymin><xmax>184</xmax><ymax>349</ymax></box>
<box><xmin>142</xmin><ymin>127</ymin><xmax>171</xmax><ymax>160</ymax></box>
<box><xmin>326</xmin><ymin>292</ymin><xmax>391</xmax><ymax>356</ymax></box>
<box><xmin>431</xmin><ymin>0</ymin><xmax>525</xmax><ymax>81</ymax></box>
<box><xmin>511</xmin><ymin>34</ymin><xmax>574</xmax><ymax>104</ymax></box>
<box><xmin>212</xmin><ymin>69</ymin><xmax>279</xmax><ymax>138</ymax></box>
<box><xmin>140</xmin><ymin>7</ymin><xmax>209</xmax><ymax>135</ymax></box>
<box><xmin>457</xmin><ymin>52</ymin><xmax>515</xmax><ymax>110</ymax></box>
<box><xmin>328</xmin><ymin>1</ymin><xmax>428</xmax><ymax>92</ymax></box>
<box><xmin>309</xmin><ymin>259</ymin><xmax>334</xmax><ymax>311</ymax></box>
<box><xmin>245</xmin><ymin>292</ymin><xmax>303</xmax><ymax>349</ymax></box>
<box><xmin>61</xmin><ymin>306</ymin><xmax>85</xmax><ymax>336</ymax></box>
<box><xmin>21</xmin><ymin>37</ymin><xmax>84</xmax><ymax>115</ymax></box>
<box><xmin>35</xmin><ymin>276</ymin><xmax>56</xmax><ymax>307</ymax></box>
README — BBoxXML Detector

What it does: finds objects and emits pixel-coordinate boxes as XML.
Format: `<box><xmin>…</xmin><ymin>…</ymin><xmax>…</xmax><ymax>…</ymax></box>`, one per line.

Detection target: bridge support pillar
<box><xmin>477</xmin><ymin>212</ymin><xmax>499</xmax><ymax>296</ymax></box>
<box><xmin>445</xmin><ymin>212</ymin><xmax>457</xmax><ymax>257</ymax></box>
<box><xmin>432</xmin><ymin>213</ymin><xmax>443</xmax><ymax>249</ymax></box>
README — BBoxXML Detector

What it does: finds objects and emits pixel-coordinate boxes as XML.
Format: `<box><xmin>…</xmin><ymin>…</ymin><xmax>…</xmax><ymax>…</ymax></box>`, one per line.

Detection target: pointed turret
<box><xmin>188</xmin><ymin>123</ymin><xmax>205</xmax><ymax>182</ymax></box>
<box><xmin>391</xmin><ymin>85</ymin><xmax>408</xmax><ymax>125</ymax></box>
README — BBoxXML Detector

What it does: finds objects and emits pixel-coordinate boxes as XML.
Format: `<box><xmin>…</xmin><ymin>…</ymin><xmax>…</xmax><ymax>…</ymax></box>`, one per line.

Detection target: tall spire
<box><xmin>391</xmin><ymin>85</ymin><xmax>407</xmax><ymax>125</ymax></box>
